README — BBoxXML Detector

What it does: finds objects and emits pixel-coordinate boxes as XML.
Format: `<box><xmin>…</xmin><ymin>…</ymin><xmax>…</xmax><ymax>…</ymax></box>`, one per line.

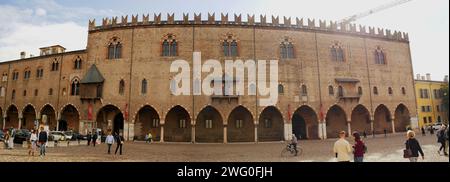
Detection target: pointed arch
<box><xmin>292</xmin><ymin>105</ymin><xmax>319</xmax><ymax>139</ymax></box>
<box><xmin>258</xmin><ymin>106</ymin><xmax>284</xmax><ymax>141</ymax></box>
<box><xmin>134</xmin><ymin>105</ymin><xmax>160</xmax><ymax>141</ymax></box>
<box><xmin>351</xmin><ymin>104</ymin><xmax>371</xmax><ymax>134</ymax></box>
<box><xmin>325</xmin><ymin>105</ymin><xmax>348</xmax><ymax>138</ymax></box>
<box><xmin>394</xmin><ymin>104</ymin><xmax>410</xmax><ymax>132</ymax></box>
<box><xmin>164</xmin><ymin>105</ymin><xmax>191</xmax><ymax>142</ymax></box>
<box><xmin>374</xmin><ymin>104</ymin><xmax>392</xmax><ymax>134</ymax></box>
<box><xmin>196</xmin><ymin>106</ymin><xmax>223</xmax><ymax>143</ymax></box>
<box><xmin>227</xmin><ymin>105</ymin><xmax>254</xmax><ymax>142</ymax></box>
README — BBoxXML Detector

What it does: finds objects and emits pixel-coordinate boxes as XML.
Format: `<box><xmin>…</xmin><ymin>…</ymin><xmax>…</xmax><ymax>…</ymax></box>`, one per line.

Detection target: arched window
<box><xmin>23</xmin><ymin>90</ymin><xmax>27</xmax><ymax>96</ymax></box>
<box><xmin>331</xmin><ymin>42</ymin><xmax>345</xmax><ymax>62</ymax></box>
<box><xmin>34</xmin><ymin>89</ymin><xmax>39</xmax><ymax>96</ymax></box>
<box><xmin>328</xmin><ymin>85</ymin><xmax>334</xmax><ymax>95</ymax></box>
<box><xmin>12</xmin><ymin>89</ymin><xmax>16</xmax><ymax>100</ymax></box>
<box><xmin>402</xmin><ymin>87</ymin><xmax>406</xmax><ymax>95</ymax></box>
<box><xmin>278</xmin><ymin>84</ymin><xmax>284</xmax><ymax>94</ymax></box>
<box><xmin>375</xmin><ymin>46</ymin><xmax>386</xmax><ymax>64</ymax></box>
<box><xmin>162</xmin><ymin>34</ymin><xmax>178</xmax><ymax>57</ymax></box>
<box><xmin>71</xmin><ymin>79</ymin><xmax>80</xmax><ymax>96</ymax></box>
<box><xmin>280</xmin><ymin>38</ymin><xmax>295</xmax><ymax>59</ymax></box>
<box><xmin>12</xmin><ymin>71</ymin><xmax>19</xmax><ymax>81</ymax></box>
<box><xmin>74</xmin><ymin>56</ymin><xmax>82</xmax><ymax>69</ymax></box>
<box><xmin>338</xmin><ymin>86</ymin><xmax>344</xmax><ymax>97</ymax></box>
<box><xmin>119</xmin><ymin>79</ymin><xmax>125</xmax><ymax>95</ymax></box>
<box><xmin>223</xmin><ymin>34</ymin><xmax>239</xmax><ymax>57</ymax></box>
<box><xmin>301</xmin><ymin>85</ymin><xmax>307</xmax><ymax>96</ymax></box>
<box><xmin>358</xmin><ymin>86</ymin><xmax>363</xmax><ymax>95</ymax></box>
<box><xmin>36</xmin><ymin>68</ymin><xmax>44</xmax><ymax>78</ymax></box>
<box><xmin>24</xmin><ymin>69</ymin><xmax>31</xmax><ymax>80</ymax></box>
<box><xmin>0</xmin><ymin>86</ymin><xmax>4</xmax><ymax>97</ymax></box>
<box><xmin>49</xmin><ymin>88</ymin><xmax>53</xmax><ymax>95</ymax></box>
<box><xmin>141</xmin><ymin>79</ymin><xmax>148</xmax><ymax>95</ymax></box>
<box><xmin>373</xmin><ymin>87</ymin><xmax>378</xmax><ymax>95</ymax></box>
<box><xmin>51</xmin><ymin>59</ymin><xmax>59</xmax><ymax>71</ymax></box>
<box><xmin>388</xmin><ymin>87</ymin><xmax>393</xmax><ymax>95</ymax></box>
<box><xmin>107</xmin><ymin>37</ymin><xmax>122</xmax><ymax>59</ymax></box>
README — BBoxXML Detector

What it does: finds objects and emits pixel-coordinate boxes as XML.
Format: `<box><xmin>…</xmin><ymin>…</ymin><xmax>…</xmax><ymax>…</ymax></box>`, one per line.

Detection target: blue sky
<box><xmin>0</xmin><ymin>0</ymin><xmax>448</xmax><ymax>80</ymax></box>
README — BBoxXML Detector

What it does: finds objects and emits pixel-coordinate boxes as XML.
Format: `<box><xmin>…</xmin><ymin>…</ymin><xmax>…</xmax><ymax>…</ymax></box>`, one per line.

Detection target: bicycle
<box><xmin>281</xmin><ymin>143</ymin><xmax>303</xmax><ymax>157</ymax></box>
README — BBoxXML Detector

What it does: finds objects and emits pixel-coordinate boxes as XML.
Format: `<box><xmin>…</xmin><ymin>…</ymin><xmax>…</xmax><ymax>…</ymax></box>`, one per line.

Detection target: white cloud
<box><xmin>35</xmin><ymin>8</ymin><xmax>47</xmax><ymax>16</ymax></box>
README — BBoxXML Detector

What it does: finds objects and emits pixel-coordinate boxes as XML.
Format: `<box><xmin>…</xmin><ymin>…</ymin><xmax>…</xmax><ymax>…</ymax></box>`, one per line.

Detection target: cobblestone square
<box><xmin>0</xmin><ymin>133</ymin><xmax>448</xmax><ymax>162</ymax></box>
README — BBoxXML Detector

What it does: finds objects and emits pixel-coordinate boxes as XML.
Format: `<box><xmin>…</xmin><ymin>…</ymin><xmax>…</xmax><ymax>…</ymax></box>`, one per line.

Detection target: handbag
<box><xmin>403</xmin><ymin>140</ymin><xmax>413</xmax><ymax>158</ymax></box>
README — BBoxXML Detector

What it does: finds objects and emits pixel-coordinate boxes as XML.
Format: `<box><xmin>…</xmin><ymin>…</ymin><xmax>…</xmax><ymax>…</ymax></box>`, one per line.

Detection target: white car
<box><xmin>49</xmin><ymin>131</ymin><xmax>66</xmax><ymax>141</ymax></box>
<box><xmin>431</xmin><ymin>123</ymin><xmax>443</xmax><ymax>131</ymax></box>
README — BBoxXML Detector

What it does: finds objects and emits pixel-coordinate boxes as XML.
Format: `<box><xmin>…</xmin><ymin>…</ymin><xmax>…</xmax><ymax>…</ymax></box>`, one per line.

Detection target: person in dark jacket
<box><xmin>114</xmin><ymin>132</ymin><xmax>124</xmax><ymax>155</ymax></box>
<box><xmin>352</xmin><ymin>132</ymin><xmax>366</xmax><ymax>162</ymax></box>
<box><xmin>405</xmin><ymin>130</ymin><xmax>424</xmax><ymax>162</ymax></box>
<box><xmin>437</xmin><ymin>125</ymin><xmax>448</xmax><ymax>156</ymax></box>
<box><xmin>38</xmin><ymin>127</ymin><xmax>48</xmax><ymax>157</ymax></box>
<box><xmin>421</xmin><ymin>127</ymin><xmax>426</xmax><ymax>136</ymax></box>
<box><xmin>86</xmin><ymin>132</ymin><xmax>92</xmax><ymax>146</ymax></box>
<box><xmin>92</xmin><ymin>131</ymin><xmax>98</xmax><ymax>147</ymax></box>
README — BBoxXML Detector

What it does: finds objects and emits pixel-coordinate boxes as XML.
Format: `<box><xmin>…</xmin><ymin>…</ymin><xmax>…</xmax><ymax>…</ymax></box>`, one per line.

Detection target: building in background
<box><xmin>415</xmin><ymin>74</ymin><xmax>449</xmax><ymax>128</ymax></box>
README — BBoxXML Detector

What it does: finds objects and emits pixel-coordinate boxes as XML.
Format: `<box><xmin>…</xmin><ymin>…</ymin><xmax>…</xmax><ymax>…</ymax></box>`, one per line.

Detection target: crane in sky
<box><xmin>339</xmin><ymin>0</ymin><xmax>413</xmax><ymax>25</ymax></box>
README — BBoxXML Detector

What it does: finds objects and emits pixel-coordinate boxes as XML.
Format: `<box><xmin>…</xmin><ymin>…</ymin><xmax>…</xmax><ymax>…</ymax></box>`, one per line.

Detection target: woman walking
<box><xmin>105</xmin><ymin>132</ymin><xmax>114</xmax><ymax>154</ymax></box>
<box><xmin>28</xmin><ymin>129</ymin><xmax>37</xmax><ymax>156</ymax></box>
<box><xmin>405</xmin><ymin>130</ymin><xmax>424</xmax><ymax>162</ymax></box>
<box><xmin>352</xmin><ymin>132</ymin><xmax>366</xmax><ymax>162</ymax></box>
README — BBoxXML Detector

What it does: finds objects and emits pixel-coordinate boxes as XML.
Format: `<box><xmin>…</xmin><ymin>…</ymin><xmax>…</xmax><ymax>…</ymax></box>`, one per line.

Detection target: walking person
<box><xmin>114</xmin><ymin>132</ymin><xmax>124</xmax><ymax>155</ymax></box>
<box><xmin>145</xmin><ymin>132</ymin><xmax>153</xmax><ymax>144</ymax></box>
<box><xmin>437</xmin><ymin>125</ymin><xmax>448</xmax><ymax>156</ymax></box>
<box><xmin>333</xmin><ymin>131</ymin><xmax>352</xmax><ymax>162</ymax></box>
<box><xmin>86</xmin><ymin>132</ymin><xmax>92</xmax><ymax>146</ymax></box>
<box><xmin>352</xmin><ymin>132</ymin><xmax>366</xmax><ymax>162</ymax></box>
<box><xmin>38</xmin><ymin>127</ymin><xmax>48</xmax><ymax>158</ymax></box>
<box><xmin>4</xmin><ymin>131</ymin><xmax>10</xmax><ymax>149</ymax></box>
<box><xmin>92</xmin><ymin>131</ymin><xmax>98</xmax><ymax>147</ymax></box>
<box><xmin>384</xmin><ymin>128</ymin><xmax>387</xmax><ymax>137</ymax></box>
<box><xmin>105</xmin><ymin>132</ymin><xmax>114</xmax><ymax>154</ymax></box>
<box><xmin>29</xmin><ymin>129</ymin><xmax>37</xmax><ymax>156</ymax></box>
<box><xmin>421</xmin><ymin>126</ymin><xmax>426</xmax><ymax>136</ymax></box>
<box><xmin>9</xmin><ymin>127</ymin><xmax>15</xmax><ymax>149</ymax></box>
<box><xmin>404</xmin><ymin>130</ymin><xmax>424</xmax><ymax>162</ymax></box>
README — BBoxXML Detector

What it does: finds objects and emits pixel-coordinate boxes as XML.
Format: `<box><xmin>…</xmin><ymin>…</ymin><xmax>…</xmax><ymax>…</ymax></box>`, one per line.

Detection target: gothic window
<box><xmin>34</xmin><ymin>89</ymin><xmax>38</xmax><ymax>96</ymax></box>
<box><xmin>331</xmin><ymin>42</ymin><xmax>345</xmax><ymax>62</ymax></box>
<box><xmin>373</xmin><ymin>87</ymin><xmax>379</xmax><ymax>95</ymax></box>
<box><xmin>338</xmin><ymin>86</ymin><xmax>344</xmax><ymax>97</ymax></box>
<box><xmin>23</xmin><ymin>90</ymin><xmax>27</xmax><ymax>96</ymax></box>
<box><xmin>162</xmin><ymin>34</ymin><xmax>178</xmax><ymax>57</ymax></box>
<box><xmin>223</xmin><ymin>34</ymin><xmax>239</xmax><ymax>57</ymax></box>
<box><xmin>71</xmin><ymin>79</ymin><xmax>80</xmax><ymax>96</ymax></box>
<box><xmin>388</xmin><ymin>87</ymin><xmax>393</xmax><ymax>95</ymax></box>
<box><xmin>23</xmin><ymin>69</ymin><xmax>31</xmax><ymax>80</ymax></box>
<box><xmin>278</xmin><ymin>84</ymin><xmax>284</xmax><ymax>94</ymax></box>
<box><xmin>179</xmin><ymin>119</ymin><xmax>187</xmax><ymax>128</ymax></box>
<box><xmin>12</xmin><ymin>89</ymin><xmax>16</xmax><ymax>100</ymax></box>
<box><xmin>358</xmin><ymin>86</ymin><xmax>363</xmax><ymax>95</ymax></box>
<box><xmin>280</xmin><ymin>38</ymin><xmax>295</xmax><ymax>59</ymax></box>
<box><xmin>49</xmin><ymin>88</ymin><xmax>53</xmax><ymax>95</ymax></box>
<box><xmin>375</xmin><ymin>46</ymin><xmax>386</xmax><ymax>65</ymax></box>
<box><xmin>12</xmin><ymin>71</ymin><xmax>19</xmax><ymax>81</ymax></box>
<box><xmin>301</xmin><ymin>85</ymin><xmax>307</xmax><ymax>96</ymax></box>
<box><xmin>328</xmin><ymin>85</ymin><xmax>334</xmax><ymax>95</ymax></box>
<box><xmin>107</xmin><ymin>37</ymin><xmax>122</xmax><ymax>59</ymax></box>
<box><xmin>51</xmin><ymin>59</ymin><xmax>59</xmax><ymax>71</ymax></box>
<box><xmin>205</xmin><ymin>120</ymin><xmax>213</xmax><ymax>129</ymax></box>
<box><xmin>119</xmin><ymin>79</ymin><xmax>125</xmax><ymax>95</ymax></box>
<box><xmin>74</xmin><ymin>56</ymin><xmax>82</xmax><ymax>69</ymax></box>
<box><xmin>236</xmin><ymin>120</ymin><xmax>243</xmax><ymax>129</ymax></box>
<box><xmin>152</xmin><ymin>119</ymin><xmax>159</xmax><ymax>128</ymax></box>
<box><xmin>402</xmin><ymin>87</ymin><xmax>406</xmax><ymax>95</ymax></box>
<box><xmin>36</xmin><ymin>68</ymin><xmax>44</xmax><ymax>78</ymax></box>
<box><xmin>141</xmin><ymin>79</ymin><xmax>148</xmax><ymax>95</ymax></box>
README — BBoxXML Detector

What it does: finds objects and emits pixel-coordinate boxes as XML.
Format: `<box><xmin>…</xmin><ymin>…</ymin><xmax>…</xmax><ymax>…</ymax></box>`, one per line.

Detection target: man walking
<box><xmin>38</xmin><ymin>127</ymin><xmax>48</xmax><ymax>158</ymax></box>
<box><xmin>114</xmin><ymin>132</ymin><xmax>124</xmax><ymax>155</ymax></box>
<box><xmin>86</xmin><ymin>132</ymin><xmax>92</xmax><ymax>146</ymax></box>
<box><xmin>92</xmin><ymin>131</ymin><xmax>98</xmax><ymax>147</ymax></box>
<box><xmin>333</xmin><ymin>131</ymin><xmax>352</xmax><ymax>162</ymax></box>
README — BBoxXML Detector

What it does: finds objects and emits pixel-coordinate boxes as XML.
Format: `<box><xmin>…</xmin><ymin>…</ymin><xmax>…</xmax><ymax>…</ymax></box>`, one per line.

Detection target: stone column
<box><xmin>18</xmin><ymin>117</ymin><xmax>22</xmax><ymax>129</ymax></box>
<box><xmin>191</xmin><ymin>125</ymin><xmax>196</xmax><ymax>143</ymax></box>
<box><xmin>223</xmin><ymin>125</ymin><xmax>227</xmax><ymax>144</ymax></box>
<box><xmin>391</xmin><ymin>116</ymin><xmax>396</xmax><ymax>134</ymax></box>
<box><xmin>160</xmin><ymin>123</ymin><xmax>165</xmax><ymax>143</ymax></box>
<box><xmin>370</xmin><ymin>119</ymin><xmax>374</xmax><ymax>134</ymax></box>
<box><xmin>347</xmin><ymin>120</ymin><xmax>352</xmax><ymax>136</ymax></box>
<box><xmin>254</xmin><ymin>123</ymin><xmax>258</xmax><ymax>143</ymax></box>
<box><xmin>322</xmin><ymin>121</ymin><xmax>328</xmax><ymax>140</ymax></box>
<box><xmin>2</xmin><ymin>117</ymin><xmax>6</xmax><ymax>130</ymax></box>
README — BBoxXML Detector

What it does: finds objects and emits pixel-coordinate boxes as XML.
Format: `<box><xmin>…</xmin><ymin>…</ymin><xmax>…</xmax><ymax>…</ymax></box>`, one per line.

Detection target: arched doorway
<box><xmin>41</xmin><ymin>105</ymin><xmax>57</xmax><ymax>131</ymax></box>
<box><xmin>164</xmin><ymin>105</ymin><xmax>191</xmax><ymax>142</ymax></box>
<box><xmin>60</xmin><ymin>105</ymin><xmax>80</xmax><ymax>132</ymax></box>
<box><xmin>292</xmin><ymin>106</ymin><xmax>319</xmax><ymax>140</ymax></box>
<box><xmin>196</xmin><ymin>106</ymin><xmax>223</xmax><ymax>143</ymax></box>
<box><xmin>6</xmin><ymin>105</ymin><xmax>19</xmax><ymax>129</ymax></box>
<box><xmin>227</xmin><ymin>106</ymin><xmax>254</xmax><ymax>142</ymax></box>
<box><xmin>326</xmin><ymin>105</ymin><xmax>347</xmax><ymax>138</ymax></box>
<box><xmin>96</xmin><ymin>105</ymin><xmax>123</xmax><ymax>135</ymax></box>
<box><xmin>135</xmin><ymin>106</ymin><xmax>160</xmax><ymax>141</ymax></box>
<box><xmin>394</xmin><ymin>104</ymin><xmax>410</xmax><ymax>132</ymax></box>
<box><xmin>374</xmin><ymin>104</ymin><xmax>392</xmax><ymax>134</ymax></box>
<box><xmin>258</xmin><ymin>106</ymin><xmax>284</xmax><ymax>141</ymax></box>
<box><xmin>22</xmin><ymin>105</ymin><xmax>36</xmax><ymax>130</ymax></box>
<box><xmin>351</xmin><ymin>105</ymin><xmax>371</xmax><ymax>134</ymax></box>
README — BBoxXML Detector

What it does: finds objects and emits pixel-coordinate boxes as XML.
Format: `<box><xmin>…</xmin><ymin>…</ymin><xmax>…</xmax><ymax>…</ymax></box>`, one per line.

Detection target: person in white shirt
<box><xmin>29</xmin><ymin>130</ymin><xmax>38</xmax><ymax>156</ymax></box>
<box><xmin>105</xmin><ymin>132</ymin><xmax>115</xmax><ymax>154</ymax></box>
<box><xmin>333</xmin><ymin>131</ymin><xmax>352</xmax><ymax>162</ymax></box>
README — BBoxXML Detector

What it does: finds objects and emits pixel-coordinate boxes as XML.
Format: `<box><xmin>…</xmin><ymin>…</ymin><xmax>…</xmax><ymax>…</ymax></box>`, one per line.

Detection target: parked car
<box><xmin>65</xmin><ymin>131</ymin><xmax>87</xmax><ymax>141</ymax></box>
<box><xmin>62</xmin><ymin>131</ymin><xmax>74</xmax><ymax>140</ymax></box>
<box><xmin>49</xmin><ymin>131</ymin><xmax>66</xmax><ymax>141</ymax></box>
<box><xmin>13</xmin><ymin>129</ymin><xmax>31</xmax><ymax>144</ymax></box>
<box><xmin>431</xmin><ymin>123</ymin><xmax>443</xmax><ymax>131</ymax></box>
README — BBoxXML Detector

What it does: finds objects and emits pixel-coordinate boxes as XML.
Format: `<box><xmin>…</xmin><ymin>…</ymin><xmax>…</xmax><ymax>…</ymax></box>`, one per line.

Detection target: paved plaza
<box><xmin>0</xmin><ymin>133</ymin><xmax>448</xmax><ymax>162</ymax></box>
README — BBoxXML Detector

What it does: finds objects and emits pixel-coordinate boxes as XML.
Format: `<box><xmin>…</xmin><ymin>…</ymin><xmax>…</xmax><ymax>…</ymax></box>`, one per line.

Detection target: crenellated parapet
<box><xmin>88</xmin><ymin>13</ymin><xmax>409</xmax><ymax>42</ymax></box>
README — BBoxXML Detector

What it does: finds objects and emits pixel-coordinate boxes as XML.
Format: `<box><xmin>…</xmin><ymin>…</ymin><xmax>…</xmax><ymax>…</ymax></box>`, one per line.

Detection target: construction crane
<box><xmin>339</xmin><ymin>0</ymin><xmax>412</xmax><ymax>25</ymax></box>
